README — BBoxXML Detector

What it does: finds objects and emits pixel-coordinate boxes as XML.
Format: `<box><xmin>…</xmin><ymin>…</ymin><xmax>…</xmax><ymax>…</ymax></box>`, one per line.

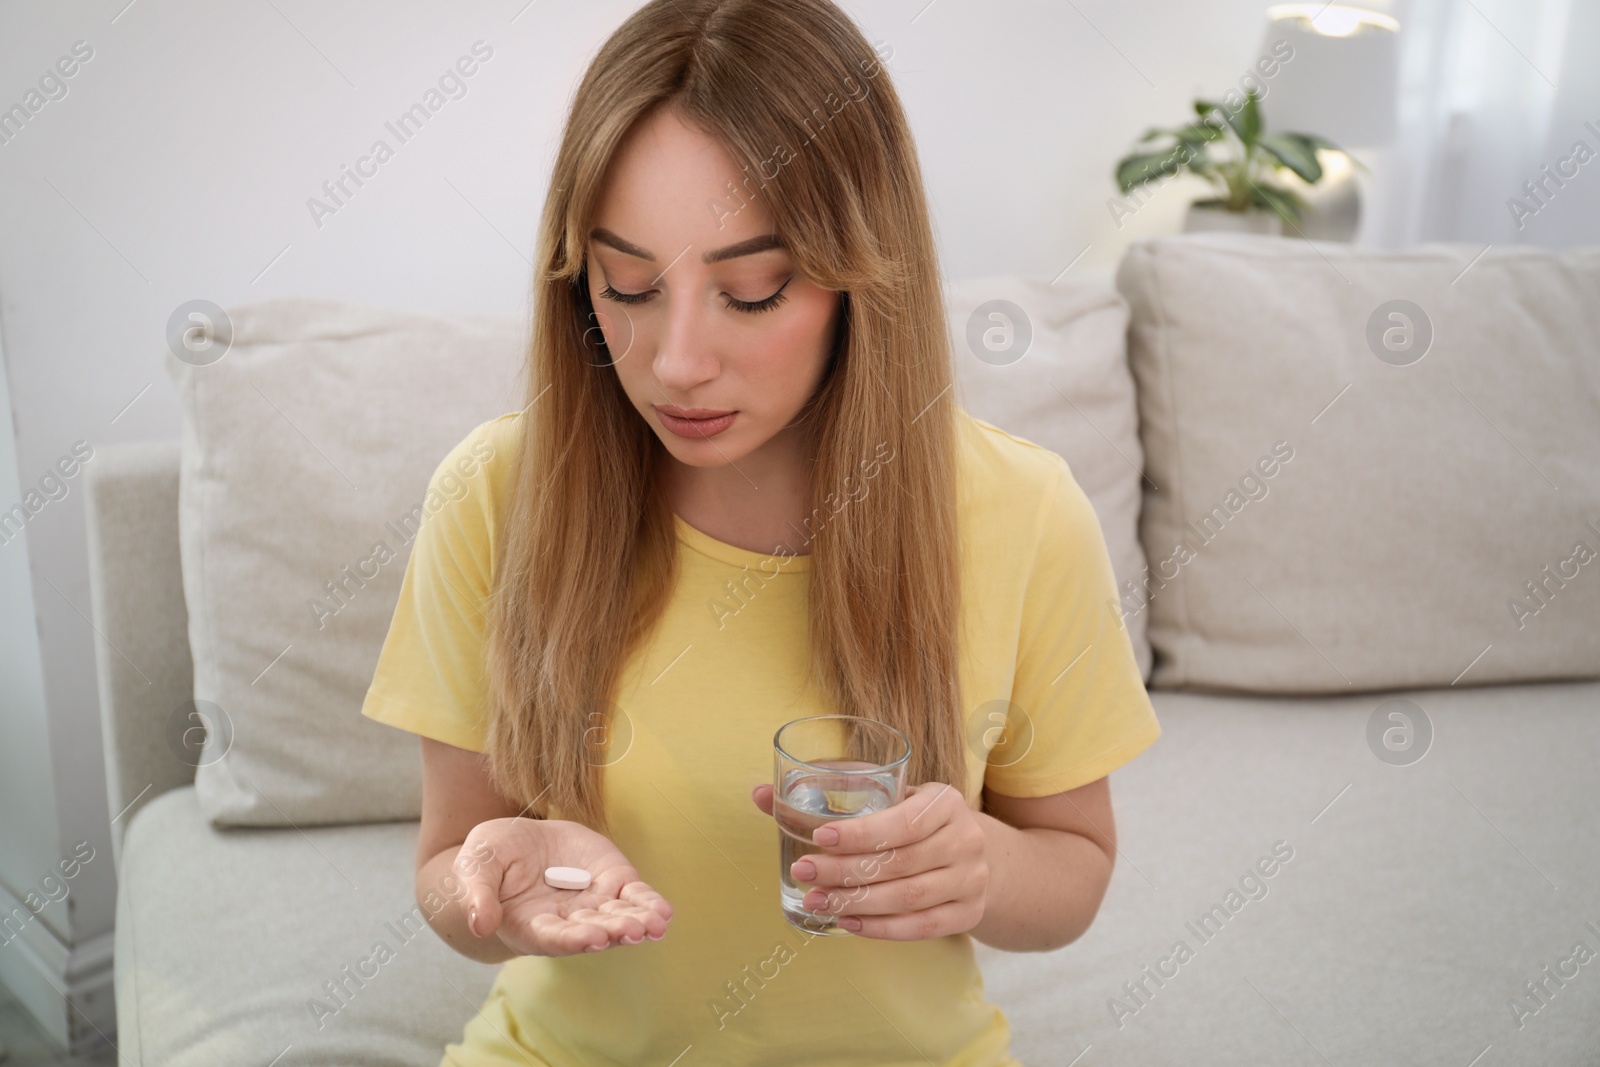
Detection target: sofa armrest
<box><xmin>84</xmin><ymin>441</ymin><xmax>195</xmax><ymax>868</ymax></box>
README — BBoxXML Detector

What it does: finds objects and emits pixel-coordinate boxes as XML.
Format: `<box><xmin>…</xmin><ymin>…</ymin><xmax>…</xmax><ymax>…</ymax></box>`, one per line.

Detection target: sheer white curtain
<box><xmin>1362</xmin><ymin>0</ymin><xmax>1591</xmax><ymax>247</ymax></box>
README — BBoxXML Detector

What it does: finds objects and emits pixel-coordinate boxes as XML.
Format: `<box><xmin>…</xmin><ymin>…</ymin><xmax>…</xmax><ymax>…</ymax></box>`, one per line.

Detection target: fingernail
<box><xmin>791</xmin><ymin>860</ymin><xmax>817</xmax><ymax>881</ymax></box>
<box><xmin>622</xmin><ymin>934</ymin><xmax>642</xmax><ymax>945</ymax></box>
<box><xmin>586</xmin><ymin>942</ymin><xmax>605</xmax><ymax>952</ymax></box>
<box><xmin>648</xmin><ymin>931</ymin><xmax>664</xmax><ymax>941</ymax></box>
<box><xmin>813</xmin><ymin>827</ymin><xmax>839</xmax><ymax>846</ymax></box>
<box><xmin>839</xmin><ymin>917</ymin><xmax>862</xmax><ymax>932</ymax></box>
<box><xmin>468</xmin><ymin>907</ymin><xmax>477</xmax><ymax>935</ymax></box>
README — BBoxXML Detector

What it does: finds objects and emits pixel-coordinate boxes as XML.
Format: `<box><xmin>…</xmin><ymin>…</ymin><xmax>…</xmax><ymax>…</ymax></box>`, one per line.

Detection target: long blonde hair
<box><xmin>486</xmin><ymin>0</ymin><xmax>965</xmax><ymax>835</ymax></box>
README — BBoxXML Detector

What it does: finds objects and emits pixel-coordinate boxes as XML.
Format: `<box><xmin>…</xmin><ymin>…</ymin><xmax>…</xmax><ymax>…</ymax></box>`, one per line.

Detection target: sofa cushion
<box><xmin>165</xmin><ymin>283</ymin><xmax>1151</xmax><ymax>828</ymax></box>
<box><xmin>119</xmin><ymin>679</ymin><xmax>1600</xmax><ymax>1065</ymax></box>
<box><xmin>948</xmin><ymin>275</ymin><xmax>1152</xmax><ymax>680</ymax></box>
<box><xmin>166</xmin><ymin>298</ymin><xmax>524</xmax><ymax>825</ymax></box>
<box><xmin>115</xmin><ymin>786</ymin><xmax>499</xmax><ymax>1066</ymax></box>
<box><xmin>978</xmin><ymin>677</ymin><xmax>1600</xmax><ymax>1063</ymax></box>
<box><xmin>1117</xmin><ymin>234</ymin><xmax>1600</xmax><ymax>693</ymax></box>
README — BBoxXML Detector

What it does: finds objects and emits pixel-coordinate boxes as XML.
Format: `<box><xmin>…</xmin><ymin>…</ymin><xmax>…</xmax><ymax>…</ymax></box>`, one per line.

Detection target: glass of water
<box><xmin>772</xmin><ymin>715</ymin><xmax>910</xmax><ymax>935</ymax></box>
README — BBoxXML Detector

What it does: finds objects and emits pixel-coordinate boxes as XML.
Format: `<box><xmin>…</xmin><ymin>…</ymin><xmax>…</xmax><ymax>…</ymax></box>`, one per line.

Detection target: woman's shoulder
<box><xmin>434</xmin><ymin>409</ymin><xmax>524</xmax><ymax>480</ymax></box>
<box><xmin>953</xmin><ymin>406</ymin><xmax>1106</xmax><ymax>573</ymax></box>
<box><xmin>954</xmin><ymin>405</ymin><xmax>1071</xmax><ymax>498</ymax></box>
<box><xmin>419</xmin><ymin>409</ymin><xmax>526</xmax><ymax>534</ymax></box>
<box><xmin>468</xmin><ymin>408</ymin><xmax>527</xmax><ymax>454</ymax></box>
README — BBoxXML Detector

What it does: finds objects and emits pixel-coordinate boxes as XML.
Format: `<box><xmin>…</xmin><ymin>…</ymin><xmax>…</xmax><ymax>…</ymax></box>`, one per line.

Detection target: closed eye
<box><xmin>599</xmin><ymin>276</ymin><xmax>793</xmax><ymax>315</ymax></box>
<box><xmin>723</xmin><ymin>277</ymin><xmax>792</xmax><ymax>314</ymax></box>
<box><xmin>599</xmin><ymin>283</ymin><xmax>650</xmax><ymax>306</ymax></box>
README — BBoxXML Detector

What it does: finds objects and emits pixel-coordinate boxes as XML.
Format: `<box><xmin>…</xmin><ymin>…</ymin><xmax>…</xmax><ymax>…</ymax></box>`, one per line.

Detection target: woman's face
<box><xmin>585</xmin><ymin>106</ymin><xmax>841</xmax><ymax>472</ymax></box>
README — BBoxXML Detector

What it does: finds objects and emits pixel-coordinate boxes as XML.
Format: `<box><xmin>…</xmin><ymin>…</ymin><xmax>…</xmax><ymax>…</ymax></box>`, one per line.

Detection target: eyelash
<box><xmin>599</xmin><ymin>277</ymin><xmax>793</xmax><ymax>315</ymax></box>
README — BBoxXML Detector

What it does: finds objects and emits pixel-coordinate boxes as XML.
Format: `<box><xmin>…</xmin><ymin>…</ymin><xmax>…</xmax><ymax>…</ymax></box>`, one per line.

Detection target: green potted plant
<box><xmin>1114</xmin><ymin>89</ymin><xmax>1362</xmax><ymax>236</ymax></box>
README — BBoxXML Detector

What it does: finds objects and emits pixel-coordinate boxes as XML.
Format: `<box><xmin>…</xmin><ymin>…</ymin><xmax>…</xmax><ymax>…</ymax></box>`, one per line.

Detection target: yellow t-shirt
<box><xmin>361</xmin><ymin>406</ymin><xmax>1161</xmax><ymax>1067</ymax></box>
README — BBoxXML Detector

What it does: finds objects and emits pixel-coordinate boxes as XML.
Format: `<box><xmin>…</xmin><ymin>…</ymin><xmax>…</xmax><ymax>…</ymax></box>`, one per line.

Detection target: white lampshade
<box><xmin>1256</xmin><ymin>3</ymin><xmax>1401</xmax><ymax>149</ymax></box>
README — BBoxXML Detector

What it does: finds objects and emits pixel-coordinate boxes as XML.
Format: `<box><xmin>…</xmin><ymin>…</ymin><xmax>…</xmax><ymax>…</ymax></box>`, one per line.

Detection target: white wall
<box><xmin>0</xmin><ymin>0</ymin><xmax>1593</xmax><ymax>1052</ymax></box>
<box><xmin>1534</xmin><ymin>0</ymin><xmax>1600</xmax><ymax>247</ymax></box>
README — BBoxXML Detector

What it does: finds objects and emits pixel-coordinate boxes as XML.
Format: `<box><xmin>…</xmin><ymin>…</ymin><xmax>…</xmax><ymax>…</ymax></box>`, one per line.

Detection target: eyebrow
<box><xmin>589</xmin><ymin>227</ymin><xmax>786</xmax><ymax>264</ymax></box>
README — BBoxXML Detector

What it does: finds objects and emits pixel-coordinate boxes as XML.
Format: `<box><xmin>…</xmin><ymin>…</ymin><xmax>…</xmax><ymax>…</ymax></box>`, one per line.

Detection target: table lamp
<box><xmin>1256</xmin><ymin>2</ymin><xmax>1402</xmax><ymax>240</ymax></box>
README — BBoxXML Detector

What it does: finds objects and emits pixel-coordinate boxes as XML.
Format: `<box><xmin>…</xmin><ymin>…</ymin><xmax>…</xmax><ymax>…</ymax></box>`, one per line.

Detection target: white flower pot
<box><xmin>1274</xmin><ymin>150</ymin><xmax>1363</xmax><ymax>242</ymax></box>
<box><xmin>1183</xmin><ymin>200</ymin><xmax>1284</xmax><ymax>236</ymax></box>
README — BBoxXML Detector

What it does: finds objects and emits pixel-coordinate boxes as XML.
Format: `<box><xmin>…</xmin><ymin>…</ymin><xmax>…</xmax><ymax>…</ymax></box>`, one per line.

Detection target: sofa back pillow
<box><xmin>947</xmin><ymin>275</ymin><xmax>1152</xmax><ymax>680</ymax></box>
<box><xmin>1117</xmin><ymin>234</ymin><xmax>1600</xmax><ymax>693</ymax></box>
<box><xmin>167</xmin><ymin>298</ymin><xmax>524</xmax><ymax>825</ymax></box>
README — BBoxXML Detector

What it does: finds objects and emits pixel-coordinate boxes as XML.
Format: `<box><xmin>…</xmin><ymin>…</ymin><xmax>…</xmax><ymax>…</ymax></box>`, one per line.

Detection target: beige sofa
<box><xmin>87</xmin><ymin>235</ymin><xmax>1600</xmax><ymax>1065</ymax></box>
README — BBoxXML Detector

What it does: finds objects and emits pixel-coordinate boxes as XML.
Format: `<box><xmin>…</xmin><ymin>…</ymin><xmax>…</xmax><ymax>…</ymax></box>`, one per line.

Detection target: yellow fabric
<box><xmin>361</xmin><ymin>407</ymin><xmax>1161</xmax><ymax>1067</ymax></box>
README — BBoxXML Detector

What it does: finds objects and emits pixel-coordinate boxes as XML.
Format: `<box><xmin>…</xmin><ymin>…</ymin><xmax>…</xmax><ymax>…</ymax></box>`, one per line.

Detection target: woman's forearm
<box><xmin>969</xmin><ymin>812</ymin><xmax>1113</xmax><ymax>953</ymax></box>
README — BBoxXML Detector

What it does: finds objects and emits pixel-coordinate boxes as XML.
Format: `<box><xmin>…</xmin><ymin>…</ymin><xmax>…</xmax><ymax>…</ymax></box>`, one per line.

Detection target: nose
<box><xmin>651</xmin><ymin>278</ymin><xmax>721</xmax><ymax>394</ymax></box>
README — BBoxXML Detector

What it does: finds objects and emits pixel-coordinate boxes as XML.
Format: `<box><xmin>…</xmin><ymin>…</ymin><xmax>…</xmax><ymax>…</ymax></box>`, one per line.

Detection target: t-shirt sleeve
<box><xmin>359</xmin><ymin>422</ymin><xmax>505</xmax><ymax>754</ymax></box>
<box><xmin>982</xmin><ymin>452</ymin><xmax>1161</xmax><ymax>797</ymax></box>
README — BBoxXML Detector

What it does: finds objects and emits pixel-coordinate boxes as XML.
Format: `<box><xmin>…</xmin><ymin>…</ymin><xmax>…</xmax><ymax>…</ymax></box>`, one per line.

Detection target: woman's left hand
<box><xmin>750</xmin><ymin>780</ymin><xmax>989</xmax><ymax>940</ymax></box>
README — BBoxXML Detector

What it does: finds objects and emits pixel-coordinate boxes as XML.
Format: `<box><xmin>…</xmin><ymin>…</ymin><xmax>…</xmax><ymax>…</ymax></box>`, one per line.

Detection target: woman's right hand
<box><xmin>455</xmin><ymin>816</ymin><xmax>673</xmax><ymax>957</ymax></box>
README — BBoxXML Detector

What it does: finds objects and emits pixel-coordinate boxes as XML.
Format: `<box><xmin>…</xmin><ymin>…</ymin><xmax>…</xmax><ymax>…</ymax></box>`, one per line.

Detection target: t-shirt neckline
<box><xmin>673</xmin><ymin>513</ymin><xmax>812</xmax><ymax>572</ymax></box>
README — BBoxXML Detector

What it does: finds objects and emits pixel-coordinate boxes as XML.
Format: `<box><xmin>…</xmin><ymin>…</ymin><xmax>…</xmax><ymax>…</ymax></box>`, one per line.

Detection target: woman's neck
<box><xmin>662</xmin><ymin>429</ymin><xmax>816</xmax><ymax>557</ymax></box>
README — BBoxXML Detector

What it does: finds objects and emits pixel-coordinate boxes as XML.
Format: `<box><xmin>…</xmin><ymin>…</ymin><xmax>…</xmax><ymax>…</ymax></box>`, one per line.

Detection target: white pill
<box><xmin>544</xmin><ymin>866</ymin><xmax>592</xmax><ymax>891</ymax></box>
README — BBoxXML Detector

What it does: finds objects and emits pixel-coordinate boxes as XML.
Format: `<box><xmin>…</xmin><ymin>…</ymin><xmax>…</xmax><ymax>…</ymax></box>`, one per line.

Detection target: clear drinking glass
<box><xmin>773</xmin><ymin>714</ymin><xmax>910</xmax><ymax>935</ymax></box>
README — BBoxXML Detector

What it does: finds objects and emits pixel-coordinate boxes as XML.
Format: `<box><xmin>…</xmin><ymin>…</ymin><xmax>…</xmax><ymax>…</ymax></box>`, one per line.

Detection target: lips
<box><xmin>654</xmin><ymin>406</ymin><xmax>738</xmax><ymax>440</ymax></box>
<box><xmin>656</xmin><ymin>406</ymin><xmax>735</xmax><ymax>419</ymax></box>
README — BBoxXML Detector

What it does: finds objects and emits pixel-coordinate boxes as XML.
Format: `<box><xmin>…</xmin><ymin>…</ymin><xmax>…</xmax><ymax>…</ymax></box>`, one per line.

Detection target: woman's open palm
<box><xmin>456</xmin><ymin>816</ymin><xmax>673</xmax><ymax>957</ymax></box>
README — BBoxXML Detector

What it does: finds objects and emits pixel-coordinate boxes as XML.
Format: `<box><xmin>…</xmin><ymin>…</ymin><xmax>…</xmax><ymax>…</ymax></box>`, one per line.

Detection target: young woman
<box><xmin>360</xmin><ymin>0</ymin><xmax>1161</xmax><ymax>1063</ymax></box>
